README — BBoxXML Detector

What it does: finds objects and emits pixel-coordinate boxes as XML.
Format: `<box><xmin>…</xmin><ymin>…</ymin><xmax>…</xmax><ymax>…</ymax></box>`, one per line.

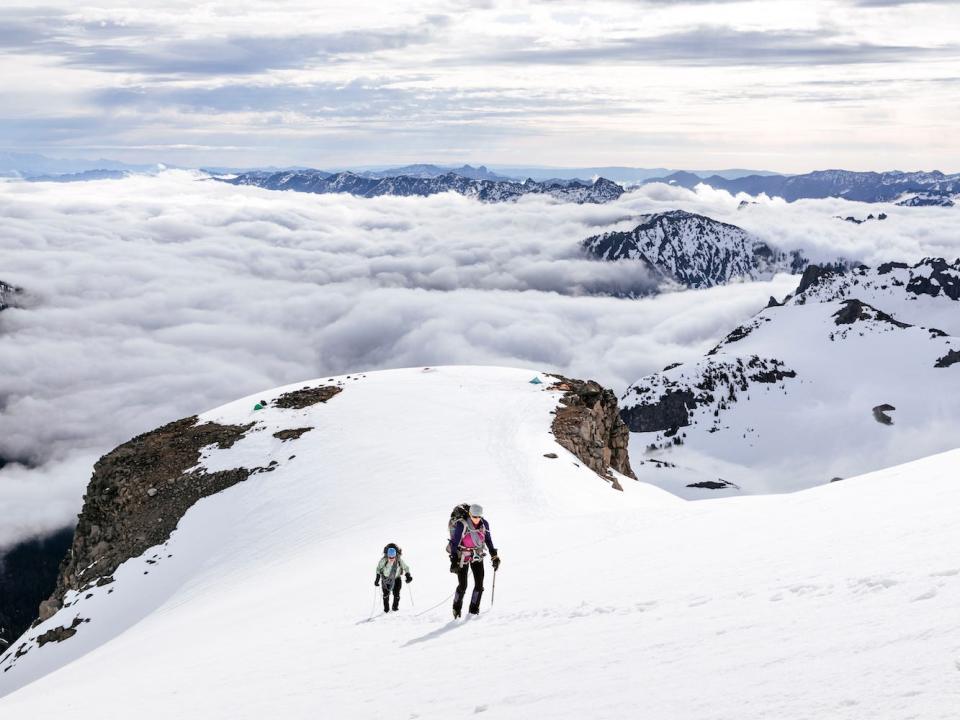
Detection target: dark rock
<box><xmin>0</xmin><ymin>527</ymin><xmax>74</xmax><ymax>652</ymax></box>
<box><xmin>872</xmin><ymin>404</ymin><xmax>896</xmax><ymax>425</ymax></box>
<box><xmin>274</xmin><ymin>385</ymin><xmax>342</xmax><ymax>410</ymax></box>
<box><xmin>935</xmin><ymin>349</ymin><xmax>960</xmax><ymax>368</ymax></box>
<box><xmin>0</xmin><ymin>280</ymin><xmax>22</xmax><ymax>312</ymax></box>
<box><xmin>686</xmin><ymin>479</ymin><xmax>740</xmax><ymax>490</ymax></box>
<box><xmin>766</xmin><ymin>295</ymin><xmax>782</xmax><ymax>308</ymax></box>
<box><xmin>39</xmin><ymin>416</ymin><xmax>254</xmax><ymax>621</ymax></box>
<box><xmin>877</xmin><ymin>261</ymin><xmax>909</xmax><ymax>275</ymax></box>
<box><xmin>796</xmin><ymin>264</ymin><xmax>844</xmax><ymax>295</ymax></box>
<box><xmin>36</xmin><ymin>616</ymin><xmax>87</xmax><ymax>647</ymax></box>
<box><xmin>272</xmin><ymin>427</ymin><xmax>314</xmax><ymax>441</ymax></box>
<box><xmin>620</xmin><ymin>389</ymin><xmax>696</xmax><ymax>433</ymax></box>
<box><xmin>833</xmin><ymin>299</ymin><xmax>910</xmax><ymax>328</ymax></box>
<box><xmin>547</xmin><ymin>375</ymin><xmax>636</xmax><ymax>489</ymax></box>
<box><xmin>543</xmin><ymin>453</ymin><xmax>558</xmax><ymax>459</ymax></box>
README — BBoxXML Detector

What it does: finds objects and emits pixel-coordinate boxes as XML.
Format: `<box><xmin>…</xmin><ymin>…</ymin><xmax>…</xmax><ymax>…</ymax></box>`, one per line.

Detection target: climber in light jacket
<box><xmin>375</xmin><ymin>543</ymin><xmax>412</xmax><ymax>613</ymax></box>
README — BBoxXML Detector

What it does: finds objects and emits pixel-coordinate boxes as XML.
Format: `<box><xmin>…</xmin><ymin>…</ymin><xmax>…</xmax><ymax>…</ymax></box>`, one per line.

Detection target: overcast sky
<box><xmin>0</xmin><ymin>0</ymin><xmax>958</xmax><ymax>172</ymax></box>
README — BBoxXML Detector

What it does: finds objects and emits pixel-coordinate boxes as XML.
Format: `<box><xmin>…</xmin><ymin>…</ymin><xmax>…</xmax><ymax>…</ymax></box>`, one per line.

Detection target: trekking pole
<box><xmin>407</xmin><ymin>583</ymin><xmax>415</xmax><ymax>607</ymax></box>
<box><xmin>491</xmin><ymin>568</ymin><xmax>497</xmax><ymax>607</ymax></box>
<box><xmin>370</xmin><ymin>586</ymin><xmax>379</xmax><ymax>619</ymax></box>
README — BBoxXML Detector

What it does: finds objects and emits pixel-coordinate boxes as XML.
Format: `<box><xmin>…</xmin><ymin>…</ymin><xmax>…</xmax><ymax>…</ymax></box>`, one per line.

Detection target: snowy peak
<box><xmin>581</xmin><ymin>210</ymin><xmax>806</xmax><ymax>289</ymax></box>
<box><xmin>221</xmin><ymin>170</ymin><xmax>625</xmax><ymax>204</ymax></box>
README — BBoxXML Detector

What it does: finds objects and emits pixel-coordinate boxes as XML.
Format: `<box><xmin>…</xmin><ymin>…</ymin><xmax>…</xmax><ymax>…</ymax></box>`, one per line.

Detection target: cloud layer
<box><xmin>1</xmin><ymin>172</ymin><xmax>959</xmax><ymax>544</ymax></box>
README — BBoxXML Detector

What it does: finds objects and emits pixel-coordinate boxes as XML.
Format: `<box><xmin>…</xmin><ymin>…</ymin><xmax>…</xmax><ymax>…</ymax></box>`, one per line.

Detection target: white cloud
<box><xmin>1</xmin><ymin>171</ymin><xmax>959</xmax><ymax>544</ymax></box>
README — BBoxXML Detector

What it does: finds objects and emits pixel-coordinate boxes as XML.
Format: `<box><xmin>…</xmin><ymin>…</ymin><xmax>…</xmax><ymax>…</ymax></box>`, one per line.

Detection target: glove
<box><xmin>374</xmin><ymin>575</ymin><xmax>380</xmax><ymax>586</ymax></box>
<box><xmin>450</xmin><ymin>559</ymin><xmax>458</xmax><ymax>574</ymax></box>
<box><xmin>405</xmin><ymin>573</ymin><xmax>413</xmax><ymax>583</ymax></box>
<box><xmin>491</xmin><ymin>554</ymin><xmax>501</xmax><ymax>571</ymax></box>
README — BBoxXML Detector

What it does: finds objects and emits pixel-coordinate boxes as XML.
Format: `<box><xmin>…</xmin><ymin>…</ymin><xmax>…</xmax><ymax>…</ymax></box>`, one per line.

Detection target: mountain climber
<box><xmin>375</xmin><ymin>543</ymin><xmax>412</xmax><ymax>613</ymax></box>
<box><xmin>449</xmin><ymin>504</ymin><xmax>500</xmax><ymax>617</ymax></box>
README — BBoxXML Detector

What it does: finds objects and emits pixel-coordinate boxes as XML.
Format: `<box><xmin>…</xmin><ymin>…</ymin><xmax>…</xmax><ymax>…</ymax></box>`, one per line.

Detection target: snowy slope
<box><xmin>2</xmin><ymin>367</ymin><xmax>960</xmax><ymax>719</ymax></box>
<box><xmin>621</xmin><ymin>264</ymin><xmax>960</xmax><ymax>497</ymax></box>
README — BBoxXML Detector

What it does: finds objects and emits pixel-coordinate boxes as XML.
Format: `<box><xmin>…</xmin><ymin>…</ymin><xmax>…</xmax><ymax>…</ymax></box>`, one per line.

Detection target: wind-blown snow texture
<box><xmin>623</xmin><ymin>258</ymin><xmax>960</xmax><ymax>497</ymax></box>
<box><xmin>581</xmin><ymin>209</ymin><xmax>809</xmax><ymax>289</ymax></box>
<box><xmin>1</xmin><ymin>366</ymin><xmax>958</xmax><ymax>719</ymax></box>
<box><xmin>223</xmin><ymin>169</ymin><xmax>624</xmax><ymax>203</ymax></box>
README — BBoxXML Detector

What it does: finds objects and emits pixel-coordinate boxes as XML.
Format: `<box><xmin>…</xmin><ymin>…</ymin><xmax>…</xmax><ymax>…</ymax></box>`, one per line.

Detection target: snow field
<box><xmin>1</xmin><ymin>366</ymin><xmax>959</xmax><ymax>719</ymax></box>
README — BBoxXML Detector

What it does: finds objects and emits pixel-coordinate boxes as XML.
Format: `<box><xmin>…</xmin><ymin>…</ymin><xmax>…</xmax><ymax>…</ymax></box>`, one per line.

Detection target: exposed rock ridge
<box><xmin>38</xmin><ymin>416</ymin><xmax>255</xmax><ymax>622</ymax></box>
<box><xmin>547</xmin><ymin>375</ymin><xmax>636</xmax><ymax>490</ymax></box>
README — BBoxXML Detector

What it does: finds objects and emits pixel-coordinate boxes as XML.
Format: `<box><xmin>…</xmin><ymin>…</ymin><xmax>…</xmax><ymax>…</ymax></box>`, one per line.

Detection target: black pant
<box><xmin>382</xmin><ymin>576</ymin><xmax>403</xmax><ymax>611</ymax></box>
<box><xmin>454</xmin><ymin>561</ymin><xmax>485</xmax><ymax>614</ymax></box>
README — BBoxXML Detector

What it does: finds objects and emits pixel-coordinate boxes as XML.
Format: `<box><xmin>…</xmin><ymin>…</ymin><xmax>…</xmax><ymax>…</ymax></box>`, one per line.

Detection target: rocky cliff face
<box><xmin>0</xmin><ymin>529</ymin><xmax>74</xmax><ymax>652</ymax></box>
<box><xmin>548</xmin><ymin>375</ymin><xmax>635</xmax><ymax>489</ymax></box>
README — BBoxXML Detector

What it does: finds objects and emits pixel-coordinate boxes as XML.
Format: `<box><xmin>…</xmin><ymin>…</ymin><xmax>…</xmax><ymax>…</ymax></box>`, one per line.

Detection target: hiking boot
<box><xmin>392</xmin><ymin>600</ymin><xmax>400</xmax><ymax>611</ymax></box>
<box><xmin>453</xmin><ymin>607</ymin><xmax>461</xmax><ymax>619</ymax></box>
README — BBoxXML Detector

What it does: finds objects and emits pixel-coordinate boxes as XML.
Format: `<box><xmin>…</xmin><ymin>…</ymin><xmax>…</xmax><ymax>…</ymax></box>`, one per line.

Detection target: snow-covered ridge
<box><xmin>581</xmin><ymin>209</ymin><xmax>808</xmax><ymax>290</ymax></box>
<box><xmin>221</xmin><ymin>169</ymin><xmax>625</xmax><ymax>204</ymax></box>
<box><xmin>621</xmin><ymin>261</ymin><xmax>960</xmax><ymax>497</ymax></box>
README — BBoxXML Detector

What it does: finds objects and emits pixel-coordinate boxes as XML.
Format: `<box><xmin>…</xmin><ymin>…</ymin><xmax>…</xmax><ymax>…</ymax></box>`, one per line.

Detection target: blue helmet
<box><xmin>386</xmin><ymin>547</ymin><xmax>397</xmax><ymax>558</ymax></box>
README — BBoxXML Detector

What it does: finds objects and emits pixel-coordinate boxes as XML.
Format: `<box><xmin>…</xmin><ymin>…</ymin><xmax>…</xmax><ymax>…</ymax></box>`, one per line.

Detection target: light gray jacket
<box><xmin>376</xmin><ymin>556</ymin><xmax>410</xmax><ymax>581</ymax></box>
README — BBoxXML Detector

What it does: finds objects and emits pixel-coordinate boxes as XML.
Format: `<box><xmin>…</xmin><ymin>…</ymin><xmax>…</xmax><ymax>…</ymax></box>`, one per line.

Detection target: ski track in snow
<box><xmin>1</xmin><ymin>366</ymin><xmax>959</xmax><ymax>719</ymax></box>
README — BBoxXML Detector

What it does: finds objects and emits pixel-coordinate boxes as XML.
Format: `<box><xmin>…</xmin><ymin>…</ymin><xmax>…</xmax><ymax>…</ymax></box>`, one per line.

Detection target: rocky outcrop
<box><xmin>273</xmin><ymin>427</ymin><xmax>313</xmax><ymax>441</ymax></box>
<box><xmin>620</xmin><ymin>389</ymin><xmax>696</xmax><ymax>434</ymax></box>
<box><xmin>547</xmin><ymin>375</ymin><xmax>636</xmax><ymax>490</ymax></box>
<box><xmin>872</xmin><ymin>404</ymin><xmax>896</xmax><ymax>425</ymax></box>
<box><xmin>833</xmin><ymin>299</ymin><xmax>910</xmax><ymax>328</ymax></box>
<box><xmin>39</xmin><ymin>416</ymin><xmax>255</xmax><ymax>622</ymax></box>
<box><xmin>935</xmin><ymin>349</ymin><xmax>960</xmax><ymax>368</ymax></box>
<box><xmin>275</xmin><ymin>385</ymin><xmax>342</xmax><ymax>409</ymax></box>
<box><xmin>0</xmin><ymin>280</ymin><xmax>20</xmax><ymax>312</ymax></box>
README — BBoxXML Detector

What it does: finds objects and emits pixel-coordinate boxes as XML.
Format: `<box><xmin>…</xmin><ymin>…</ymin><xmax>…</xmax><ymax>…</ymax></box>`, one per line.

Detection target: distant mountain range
<box><xmin>644</xmin><ymin>169</ymin><xmax>960</xmax><ymax>204</ymax></box>
<box><xmin>0</xmin><ymin>152</ymin><xmax>156</xmax><ymax>179</ymax></box>
<box><xmin>582</xmin><ymin>210</ymin><xmax>821</xmax><ymax>291</ymax></box>
<box><xmin>221</xmin><ymin>169</ymin><xmax>625</xmax><ymax>204</ymax></box>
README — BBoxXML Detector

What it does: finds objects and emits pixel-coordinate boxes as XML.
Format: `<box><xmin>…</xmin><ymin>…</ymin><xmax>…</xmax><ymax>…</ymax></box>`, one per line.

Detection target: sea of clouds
<box><xmin>1</xmin><ymin>170</ymin><xmax>957</xmax><ymax>546</ymax></box>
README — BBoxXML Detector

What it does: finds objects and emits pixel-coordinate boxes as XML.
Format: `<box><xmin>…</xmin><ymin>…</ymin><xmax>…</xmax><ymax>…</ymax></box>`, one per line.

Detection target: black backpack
<box><xmin>445</xmin><ymin>503</ymin><xmax>471</xmax><ymax>555</ymax></box>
